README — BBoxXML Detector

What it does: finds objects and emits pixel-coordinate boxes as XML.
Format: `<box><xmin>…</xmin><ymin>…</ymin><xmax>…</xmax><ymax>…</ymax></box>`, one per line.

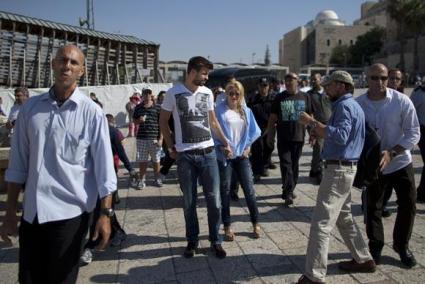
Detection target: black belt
<box><xmin>184</xmin><ymin>146</ymin><xmax>214</xmax><ymax>155</ymax></box>
<box><xmin>325</xmin><ymin>160</ymin><xmax>357</xmax><ymax>167</ymax></box>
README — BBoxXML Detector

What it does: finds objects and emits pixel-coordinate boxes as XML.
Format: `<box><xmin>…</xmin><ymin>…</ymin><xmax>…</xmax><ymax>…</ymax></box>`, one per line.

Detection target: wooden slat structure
<box><xmin>0</xmin><ymin>10</ymin><xmax>160</xmax><ymax>88</ymax></box>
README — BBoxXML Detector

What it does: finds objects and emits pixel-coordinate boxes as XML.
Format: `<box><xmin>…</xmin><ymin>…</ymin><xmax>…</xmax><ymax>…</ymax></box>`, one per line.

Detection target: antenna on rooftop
<box><xmin>79</xmin><ymin>0</ymin><xmax>95</xmax><ymax>30</ymax></box>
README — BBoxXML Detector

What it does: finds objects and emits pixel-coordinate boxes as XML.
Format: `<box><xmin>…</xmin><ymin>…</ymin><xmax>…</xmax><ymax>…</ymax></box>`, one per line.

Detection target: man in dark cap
<box><xmin>248</xmin><ymin>77</ymin><xmax>276</xmax><ymax>182</ymax></box>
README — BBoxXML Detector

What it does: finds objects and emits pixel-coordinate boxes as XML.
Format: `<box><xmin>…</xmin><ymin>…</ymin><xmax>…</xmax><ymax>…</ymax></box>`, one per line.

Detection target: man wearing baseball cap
<box><xmin>297</xmin><ymin>70</ymin><xmax>375</xmax><ymax>283</ymax></box>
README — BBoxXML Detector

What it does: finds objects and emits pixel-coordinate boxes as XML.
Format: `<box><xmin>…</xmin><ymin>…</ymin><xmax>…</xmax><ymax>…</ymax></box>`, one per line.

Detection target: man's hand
<box><xmin>0</xmin><ymin>212</ymin><xmax>19</xmax><ymax>246</ymax></box>
<box><xmin>223</xmin><ymin>145</ymin><xmax>233</xmax><ymax>159</ymax></box>
<box><xmin>298</xmin><ymin>111</ymin><xmax>313</xmax><ymax>125</ymax></box>
<box><xmin>168</xmin><ymin>147</ymin><xmax>177</xmax><ymax>160</ymax></box>
<box><xmin>242</xmin><ymin>147</ymin><xmax>250</xmax><ymax>158</ymax></box>
<box><xmin>92</xmin><ymin>215</ymin><xmax>111</xmax><ymax>251</ymax></box>
<box><xmin>379</xmin><ymin>150</ymin><xmax>392</xmax><ymax>171</ymax></box>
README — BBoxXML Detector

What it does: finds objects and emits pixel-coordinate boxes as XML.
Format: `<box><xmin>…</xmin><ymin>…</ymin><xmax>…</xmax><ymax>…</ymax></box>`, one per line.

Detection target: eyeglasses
<box><xmin>370</xmin><ymin>76</ymin><xmax>388</xmax><ymax>81</ymax></box>
<box><xmin>228</xmin><ymin>92</ymin><xmax>240</xmax><ymax>97</ymax></box>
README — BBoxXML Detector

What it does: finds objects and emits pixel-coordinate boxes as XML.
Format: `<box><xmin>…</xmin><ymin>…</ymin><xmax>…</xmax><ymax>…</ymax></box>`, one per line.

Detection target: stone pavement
<box><xmin>1</xmin><ymin>137</ymin><xmax>425</xmax><ymax>284</ymax></box>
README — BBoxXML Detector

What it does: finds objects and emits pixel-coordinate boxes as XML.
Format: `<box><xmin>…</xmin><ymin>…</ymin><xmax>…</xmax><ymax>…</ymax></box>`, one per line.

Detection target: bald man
<box><xmin>0</xmin><ymin>45</ymin><xmax>117</xmax><ymax>283</ymax></box>
<box><xmin>357</xmin><ymin>63</ymin><xmax>420</xmax><ymax>268</ymax></box>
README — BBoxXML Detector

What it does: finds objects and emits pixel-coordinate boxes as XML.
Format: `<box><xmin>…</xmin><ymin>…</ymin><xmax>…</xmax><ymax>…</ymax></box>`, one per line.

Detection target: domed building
<box><xmin>279</xmin><ymin>6</ymin><xmax>384</xmax><ymax>73</ymax></box>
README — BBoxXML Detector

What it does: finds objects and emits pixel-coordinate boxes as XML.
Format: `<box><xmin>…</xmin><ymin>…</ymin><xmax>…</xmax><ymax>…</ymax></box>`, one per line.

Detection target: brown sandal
<box><xmin>224</xmin><ymin>226</ymin><xmax>235</xmax><ymax>241</ymax></box>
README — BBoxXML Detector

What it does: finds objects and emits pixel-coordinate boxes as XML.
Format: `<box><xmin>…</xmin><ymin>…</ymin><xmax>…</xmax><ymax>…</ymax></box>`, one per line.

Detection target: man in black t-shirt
<box><xmin>266</xmin><ymin>73</ymin><xmax>315</xmax><ymax>205</ymax></box>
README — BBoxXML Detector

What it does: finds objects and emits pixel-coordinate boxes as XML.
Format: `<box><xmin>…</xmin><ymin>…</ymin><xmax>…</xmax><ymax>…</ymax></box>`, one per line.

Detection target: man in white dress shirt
<box><xmin>0</xmin><ymin>45</ymin><xmax>117</xmax><ymax>283</ymax></box>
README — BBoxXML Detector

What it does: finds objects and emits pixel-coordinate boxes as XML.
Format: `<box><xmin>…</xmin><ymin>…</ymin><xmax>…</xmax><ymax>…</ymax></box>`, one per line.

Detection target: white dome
<box><xmin>314</xmin><ymin>10</ymin><xmax>345</xmax><ymax>26</ymax></box>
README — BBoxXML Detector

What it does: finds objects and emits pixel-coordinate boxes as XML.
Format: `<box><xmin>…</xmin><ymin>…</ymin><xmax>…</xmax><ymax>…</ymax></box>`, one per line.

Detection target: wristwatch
<box><xmin>100</xmin><ymin>208</ymin><xmax>115</xmax><ymax>217</ymax></box>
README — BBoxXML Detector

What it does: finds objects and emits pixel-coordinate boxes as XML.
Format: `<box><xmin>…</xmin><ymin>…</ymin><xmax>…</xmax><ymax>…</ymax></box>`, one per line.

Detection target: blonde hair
<box><xmin>225</xmin><ymin>80</ymin><xmax>245</xmax><ymax>120</ymax></box>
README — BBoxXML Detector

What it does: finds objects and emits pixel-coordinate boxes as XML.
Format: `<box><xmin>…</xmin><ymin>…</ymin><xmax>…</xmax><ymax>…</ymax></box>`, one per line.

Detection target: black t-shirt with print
<box><xmin>271</xmin><ymin>91</ymin><xmax>314</xmax><ymax>142</ymax></box>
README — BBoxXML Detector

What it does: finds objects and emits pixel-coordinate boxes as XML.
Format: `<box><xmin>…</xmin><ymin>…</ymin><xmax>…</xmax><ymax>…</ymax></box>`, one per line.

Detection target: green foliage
<box><xmin>349</xmin><ymin>27</ymin><xmax>385</xmax><ymax>65</ymax></box>
<box><xmin>329</xmin><ymin>45</ymin><xmax>351</xmax><ymax>65</ymax></box>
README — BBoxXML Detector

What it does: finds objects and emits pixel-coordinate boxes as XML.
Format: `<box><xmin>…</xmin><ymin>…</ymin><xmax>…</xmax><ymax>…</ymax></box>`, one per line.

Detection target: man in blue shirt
<box><xmin>0</xmin><ymin>45</ymin><xmax>116</xmax><ymax>283</ymax></box>
<box><xmin>296</xmin><ymin>71</ymin><xmax>375</xmax><ymax>284</ymax></box>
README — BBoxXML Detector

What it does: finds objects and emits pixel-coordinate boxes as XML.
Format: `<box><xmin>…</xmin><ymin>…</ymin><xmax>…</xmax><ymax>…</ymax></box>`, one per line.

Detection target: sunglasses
<box><xmin>370</xmin><ymin>76</ymin><xmax>388</xmax><ymax>81</ymax></box>
<box><xmin>228</xmin><ymin>92</ymin><xmax>240</xmax><ymax>97</ymax></box>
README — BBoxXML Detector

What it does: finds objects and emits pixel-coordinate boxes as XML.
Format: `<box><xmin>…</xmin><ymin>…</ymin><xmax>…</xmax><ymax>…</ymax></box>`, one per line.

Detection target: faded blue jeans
<box><xmin>176</xmin><ymin>149</ymin><xmax>222</xmax><ymax>244</ymax></box>
<box><xmin>218</xmin><ymin>157</ymin><xmax>259</xmax><ymax>226</ymax></box>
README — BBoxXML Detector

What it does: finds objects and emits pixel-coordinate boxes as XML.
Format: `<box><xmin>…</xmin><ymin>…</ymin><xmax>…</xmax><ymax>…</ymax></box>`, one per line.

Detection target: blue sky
<box><xmin>0</xmin><ymin>0</ymin><xmax>368</xmax><ymax>64</ymax></box>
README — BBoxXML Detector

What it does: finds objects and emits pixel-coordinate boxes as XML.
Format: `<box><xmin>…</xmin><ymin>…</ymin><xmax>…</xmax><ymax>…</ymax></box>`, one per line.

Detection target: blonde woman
<box><xmin>215</xmin><ymin>80</ymin><xmax>261</xmax><ymax>240</ymax></box>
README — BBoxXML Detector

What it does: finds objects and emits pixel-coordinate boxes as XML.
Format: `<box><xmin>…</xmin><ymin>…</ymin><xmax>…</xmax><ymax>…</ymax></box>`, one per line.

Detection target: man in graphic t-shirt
<box><xmin>159</xmin><ymin>56</ymin><xmax>232</xmax><ymax>259</ymax></box>
<box><xmin>266</xmin><ymin>73</ymin><xmax>315</xmax><ymax>206</ymax></box>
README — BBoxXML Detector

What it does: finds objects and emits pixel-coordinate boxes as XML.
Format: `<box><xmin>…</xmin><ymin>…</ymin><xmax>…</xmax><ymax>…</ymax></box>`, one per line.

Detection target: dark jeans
<box><xmin>277</xmin><ymin>141</ymin><xmax>304</xmax><ymax>194</ymax></box>
<box><xmin>19</xmin><ymin>213</ymin><xmax>90</xmax><ymax>284</ymax></box>
<box><xmin>417</xmin><ymin>125</ymin><xmax>425</xmax><ymax>199</ymax></box>
<box><xmin>218</xmin><ymin>157</ymin><xmax>259</xmax><ymax>226</ymax></box>
<box><xmin>250</xmin><ymin>134</ymin><xmax>274</xmax><ymax>176</ymax></box>
<box><xmin>176</xmin><ymin>150</ymin><xmax>222</xmax><ymax>244</ymax></box>
<box><xmin>366</xmin><ymin>164</ymin><xmax>416</xmax><ymax>253</ymax></box>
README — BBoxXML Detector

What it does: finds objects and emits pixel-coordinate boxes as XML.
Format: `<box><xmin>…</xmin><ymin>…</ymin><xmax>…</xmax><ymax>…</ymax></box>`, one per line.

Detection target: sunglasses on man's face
<box><xmin>369</xmin><ymin>76</ymin><xmax>388</xmax><ymax>81</ymax></box>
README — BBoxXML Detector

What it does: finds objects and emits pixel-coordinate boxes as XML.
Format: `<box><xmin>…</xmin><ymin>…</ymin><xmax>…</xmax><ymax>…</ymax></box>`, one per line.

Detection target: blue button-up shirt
<box><xmin>5</xmin><ymin>87</ymin><xmax>117</xmax><ymax>224</ymax></box>
<box><xmin>322</xmin><ymin>93</ymin><xmax>365</xmax><ymax>161</ymax></box>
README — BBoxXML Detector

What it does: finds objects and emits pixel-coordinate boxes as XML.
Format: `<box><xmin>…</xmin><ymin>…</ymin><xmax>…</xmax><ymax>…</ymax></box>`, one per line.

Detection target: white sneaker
<box><xmin>80</xmin><ymin>248</ymin><xmax>93</xmax><ymax>265</ymax></box>
<box><xmin>155</xmin><ymin>178</ymin><xmax>163</xmax><ymax>187</ymax></box>
<box><xmin>135</xmin><ymin>179</ymin><xmax>146</xmax><ymax>190</ymax></box>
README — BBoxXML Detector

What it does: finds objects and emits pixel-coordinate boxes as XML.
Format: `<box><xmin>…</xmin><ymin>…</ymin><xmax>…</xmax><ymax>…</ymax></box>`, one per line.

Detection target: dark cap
<box><xmin>258</xmin><ymin>77</ymin><xmax>269</xmax><ymax>85</ymax></box>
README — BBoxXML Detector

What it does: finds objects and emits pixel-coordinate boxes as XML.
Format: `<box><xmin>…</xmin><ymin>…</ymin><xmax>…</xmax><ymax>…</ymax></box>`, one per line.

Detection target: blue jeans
<box><xmin>176</xmin><ymin>150</ymin><xmax>222</xmax><ymax>244</ymax></box>
<box><xmin>218</xmin><ymin>157</ymin><xmax>259</xmax><ymax>226</ymax></box>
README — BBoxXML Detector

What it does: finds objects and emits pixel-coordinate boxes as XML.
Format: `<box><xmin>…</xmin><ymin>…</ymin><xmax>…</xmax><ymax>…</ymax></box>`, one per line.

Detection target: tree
<box><xmin>330</xmin><ymin>45</ymin><xmax>351</xmax><ymax>65</ymax></box>
<box><xmin>264</xmin><ymin>45</ymin><xmax>271</xmax><ymax>66</ymax></box>
<box><xmin>349</xmin><ymin>27</ymin><xmax>385</xmax><ymax>65</ymax></box>
<box><xmin>387</xmin><ymin>0</ymin><xmax>412</xmax><ymax>71</ymax></box>
<box><xmin>404</xmin><ymin>0</ymin><xmax>425</xmax><ymax>74</ymax></box>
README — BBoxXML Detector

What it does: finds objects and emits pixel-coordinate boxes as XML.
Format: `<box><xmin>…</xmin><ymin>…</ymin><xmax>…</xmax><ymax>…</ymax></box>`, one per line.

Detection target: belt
<box><xmin>184</xmin><ymin>146</ymin><xmax>214</xmax><ymax>155</ymax></box>
<box><xmin>325</xmin><ymin>160</ymin><xmax>357</xmax><ymax>167</ymax></box>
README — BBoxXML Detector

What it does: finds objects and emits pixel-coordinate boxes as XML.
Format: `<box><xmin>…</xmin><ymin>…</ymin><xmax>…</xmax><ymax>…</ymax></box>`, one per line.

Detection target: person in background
<box><xmin>0</xmin><ymin>97</ymin><xmax>7</xmax><ymax>116</ymax></box>
<box><xmin>126</xmin><ymin>92</ymin><xmax>142</xmax><ymax>137</ymax></box>
<box><xmin>249</xmin><ymin>78</ymin><xmax>276</xmax><ymax>182</ymax></box>
<box><xmin>307</xmin><ymin>73</ymin><xmax>331</xmax><ymax>185</ymax></box>
<box><xmin>6</xmin><ymin>87</ymin><xmax>29</xmax><ymax>131</ymax></box>
<box><xmin>159</xmin><ymin>56</ymin><xmax>231</xmax><ymax>259</ymax></box>
<box><xmin>0</xmin><ymin>44</ymin><xmax>116</xmax><ymax>283</ymax></box>
<box><xmin>297</xmin><ymin>70</ymin><xmax>375</xmax><ymax>284</ymax></box>
<box><xmin>156</xmin><ymin>90</ymin><xmax>166</xmax><ymax>105</ymax></box>
<box><xmin>357</xmin><ymin>63</ymin><xmax>419</xmax><ymax>268</ymax></box>
<box><xmin>266</xmin><ymin>73</ymin><xmax>315</xmax><ymax>206</ymax></box>
<box><xmin>90</xmin><ymin>92</ymin><xmax>103</xmax><ymax>108</ymax></box>
<box><xmin>215</xmin><ymin>80</ymin><xmax>261</xmax><ymax>241</ymax></box>
<box><xmin>409</xmin><ymin>78</ymin><xmax>425</xmax><ymax>202</ymax></box>
<box><xmin>133</xmin><ymin>88</ymin><xmax>163</xmax><ymax>189</ymax></box>
<box><xmin>381</xmin><ymin>68</ymin><xmax>406</xmax><ymax>217</ymax></box>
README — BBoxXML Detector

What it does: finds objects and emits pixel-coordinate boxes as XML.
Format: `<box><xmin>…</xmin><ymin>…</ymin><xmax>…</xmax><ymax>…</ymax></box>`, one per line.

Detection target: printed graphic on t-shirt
<box><xmin>175</xmin><ymin>92</ymin><xmax>211</xmax><ymax>143</ymax></box>
<box><xmin>280</xmin><ymin>100</ymin><xmax>305</xmax><ymax>121</ymax></box>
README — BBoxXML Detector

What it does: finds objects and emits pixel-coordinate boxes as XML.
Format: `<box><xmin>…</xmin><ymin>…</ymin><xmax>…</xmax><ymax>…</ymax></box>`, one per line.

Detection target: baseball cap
<box><xmin>322</xmin><ymin>70</ymin><xmax>354</xmax><ymax>86</ymax></box>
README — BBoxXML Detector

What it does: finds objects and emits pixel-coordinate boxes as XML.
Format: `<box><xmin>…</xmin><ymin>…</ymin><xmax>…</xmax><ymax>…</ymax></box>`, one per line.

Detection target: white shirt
<box><xmin>7</xmin><ymin>104</ymin><xmax>22</xmax><ymax>123</ymax></box>
<box><xmin>162</xmin><ymin>83</ymin><xmax>215</xmax><ymax>152</ymax></box>
<box><xmin>356</xmin><ymin>88</ymin><xmax>420</xmax><ymax>174</ymax></box>
<box><xmin>223</xmin><ymin>108</ymin><xmax>246</xmax><ymax>153</ymax></box>
<box><xmin>5</xmin><ymin>87</ymin><xmax>117</xmax><ymax>224</ymax></box>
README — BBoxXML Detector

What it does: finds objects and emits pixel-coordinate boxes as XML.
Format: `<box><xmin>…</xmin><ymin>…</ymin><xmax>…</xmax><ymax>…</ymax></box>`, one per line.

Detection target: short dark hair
<box><xmin>187</xmin><ymin>56</ymin><xmax>213</xmax><ymax>74</ymax></box>
<box><xmin>105</xmin><ymin>114</ymin><xmax>114</xmax><ymax>120</ymax></box>
<box><xmin>14</xmin><ymin>87</ymin><xmax>29</xmax><ymax>97</ymax></box>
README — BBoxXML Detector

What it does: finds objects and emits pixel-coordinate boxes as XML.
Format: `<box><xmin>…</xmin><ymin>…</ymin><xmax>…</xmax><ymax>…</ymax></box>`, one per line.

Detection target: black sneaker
<box><xmin>382</xmin><ymin>208</ymin><xmax>391</xmax><ymax>218</ymax></box>
<box><xmin>393</xmin><ymin>246</ymin><xmax>417</xmax><ymax>268</ymax></box>
<box><xmin>183</xmin><ymin>241</ymin><xmax>198</xmax><ymax>258</ymax></box>
<box><xmin>370</xmin><ymin>249</ymin><xmax>382</xmax><ymax>265</ymax></box>
<box><xmin>211</xmin><ymin>244</ymin><xmax>226</xmax><ymax>259</ymax></box>
<box><xmin>285</xmin><ymin>193</ymin><xmax>294</xmax><ymax>206</ymax></box>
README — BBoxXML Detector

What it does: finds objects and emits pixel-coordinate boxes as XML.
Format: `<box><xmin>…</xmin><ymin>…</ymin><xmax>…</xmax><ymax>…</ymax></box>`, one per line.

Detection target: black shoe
<box><xmin>260</xmin><ymin>170</ymin><xmax>269</xmax><ymax>177</ymax></box>
<box><xmin>281</xmin><ymin>190</ymin><xmax>288</xmax><ymax>200</ymax></box>
<box><xmin>183</xmin><ymin>241</ymin><xmax>198</xmax><ymax>258</ymax></box>
<box><xmin>285</xmin><ymin>193</ymin><xmax>294</xmax><ymax>206</ymax></box>
<box><xmin>268</xmin><ymin>164</ymin><xmax>277</xmax><ymax>169</ymax></box>
<box><xmin>230</xmin><ymin>192</ymin><xmax>239</xmax><ymax>201</ymax></box>
<box><xmin>254</xmin><ymin>175</ymin><xmax>261</xmax><ymax>183</ymax></box>
<box><xmin>382</xmin><ymin>208</ymin><xmax>391</xmax><ymax>218</ymax></box>
<box><xmin>370</xmin><ymin>250</ymin><xmax>382</xmax><ymax>265</ymax></box>
<box><xmin>393</xmin><ymin>246</ymin><xmax>417</xmax><ymax>268</ymax></box>
<box><xmin>211</xmin><ymin>244</ymin><xmax>226</xmax><ymax>259</ymax></box>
